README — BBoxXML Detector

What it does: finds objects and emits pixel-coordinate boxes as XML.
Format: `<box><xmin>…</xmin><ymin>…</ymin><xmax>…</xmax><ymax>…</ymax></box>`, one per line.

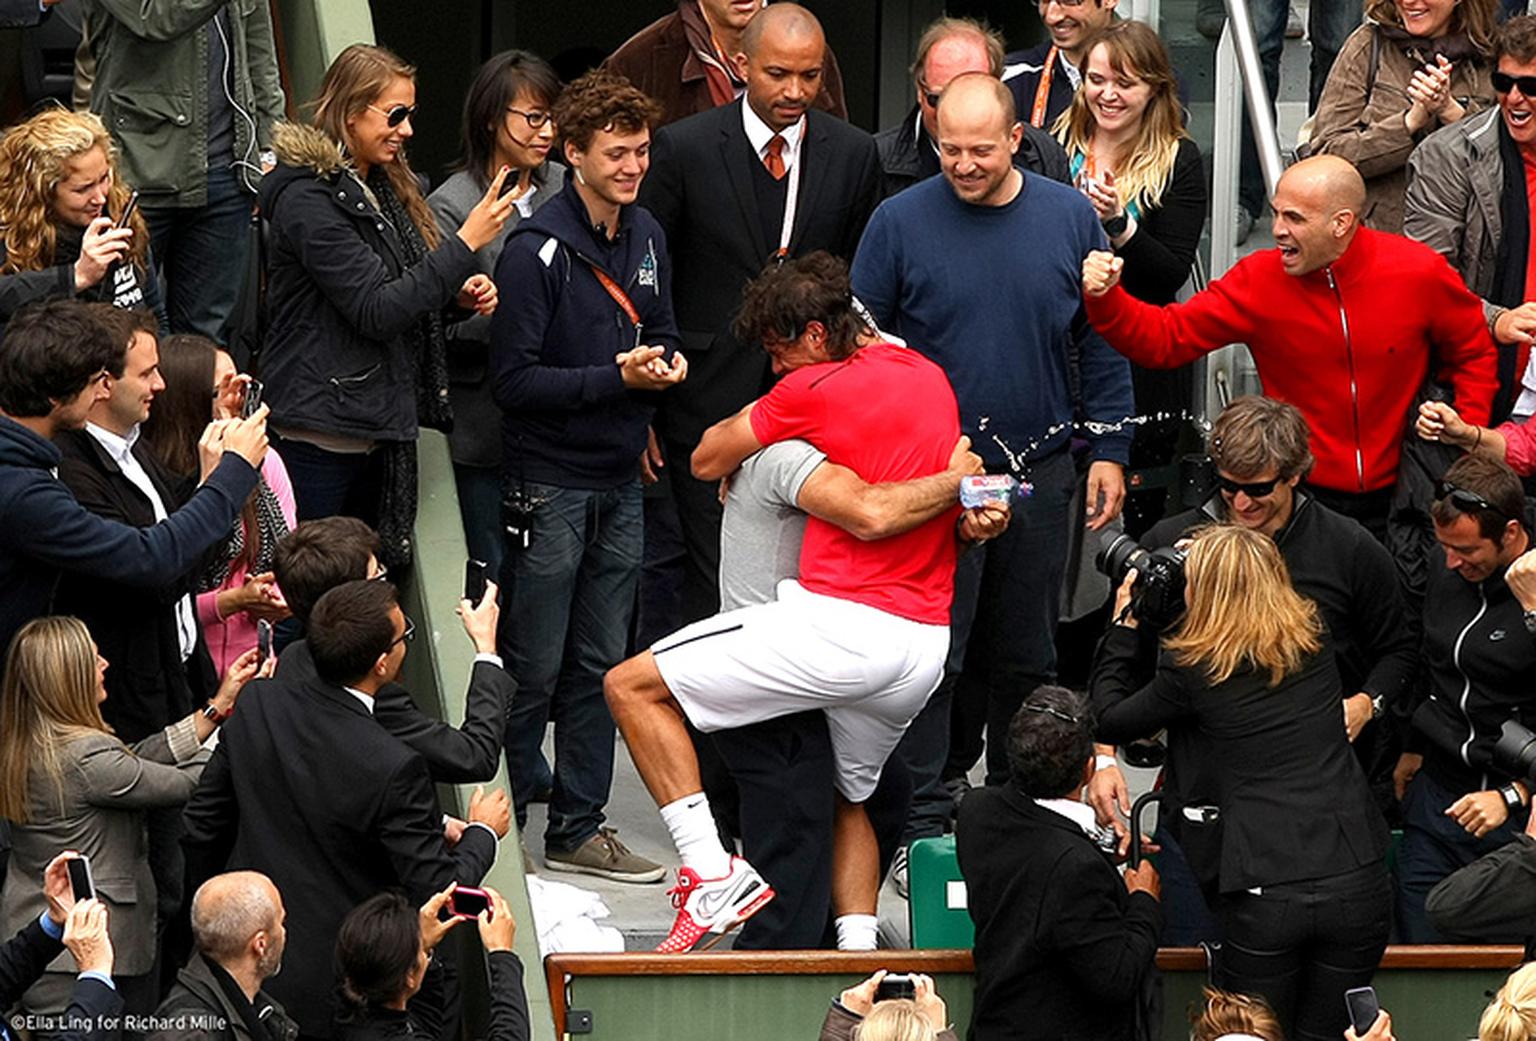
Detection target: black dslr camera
<box><xmin>1494</xmin><ymin>720</ymin><xmax>1536</xmax><ymax>782</ymax></box>
<box><xmin>1095</xmin><ymin>533</ymin><xmax>1188</xmax><ymax>632</ymax></box>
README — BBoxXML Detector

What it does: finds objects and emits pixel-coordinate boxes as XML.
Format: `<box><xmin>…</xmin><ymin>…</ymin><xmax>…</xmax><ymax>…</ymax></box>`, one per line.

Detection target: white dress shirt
<box><xmin>84</xmin><ymin>422</ymin><xmax>198</xmax><ymax>661</ymax></box>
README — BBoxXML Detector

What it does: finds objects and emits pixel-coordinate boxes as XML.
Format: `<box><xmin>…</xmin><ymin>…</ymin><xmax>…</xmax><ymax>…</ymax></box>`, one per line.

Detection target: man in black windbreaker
<box><xmin>1396</xmin><ymin>452</ymin><xmax>1536</xmax><ymax>941</ymax></box>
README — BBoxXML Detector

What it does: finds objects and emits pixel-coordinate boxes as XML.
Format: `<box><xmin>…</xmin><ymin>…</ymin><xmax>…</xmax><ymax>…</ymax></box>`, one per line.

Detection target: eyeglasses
<box><xmin>507</xmin><ymin>107</ymin><xmax>553</xmax><ymax>128</ymax></box>
<box><xmin>1038</xmin><ymin>0</ymin><xmax>1090</xmax><ymax>9</ymax></box>
<box><xmin>1493</xmin><ymin>71</ymin><xmax>1536</xmax><ymax>98</ymax></box>
<box><xmin>1435</xmin><ymin>480</ymin><xmax>1517</xmax><ymax>520</ymax></box>
<box><xmin>369</xmin><ymin>564</ymin><xmax>389</xmax><ymax>582</ymax></box>
<box><xmin>391</xmin><ymin>616</ymin><xmax>416</xmax><ymax>648</ymax></box>
<box><xmin>368</xmin><ymin>103</ymin><xmax>418</xmax><ymax>128</ymax></box>
<box><xmin>1217</xmin><ymin>475</ymin><xmax>1282</xmax><ymax>499</ymax></box>
<box><xmin>916</xmin><ymin>80</ymin><xmax>941</xmax><ymax>109</ymax></box>
<box><xmin>1021</xmin><ymin>702</ymin><xmax>1083</xmax><ymax>726</ymax></box>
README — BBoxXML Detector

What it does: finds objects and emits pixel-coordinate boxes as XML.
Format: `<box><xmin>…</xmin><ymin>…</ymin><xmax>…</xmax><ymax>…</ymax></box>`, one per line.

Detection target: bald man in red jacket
<box><xmin>1083</xmin><ymin>155</ymin><xmax>1496</xmax><ymax>536</ymax></box>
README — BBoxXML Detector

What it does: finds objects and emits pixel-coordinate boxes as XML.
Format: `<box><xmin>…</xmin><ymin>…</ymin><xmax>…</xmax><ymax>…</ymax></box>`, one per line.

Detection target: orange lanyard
<box><xmin>587</xmin><ymin>262</ymin><xmax>642</xmax><ymax>346</ymax></box>
<box><xmin>1030</xmin><ymin>46</ymin><xmax>1059</xmax><ymax>128</ymax></box>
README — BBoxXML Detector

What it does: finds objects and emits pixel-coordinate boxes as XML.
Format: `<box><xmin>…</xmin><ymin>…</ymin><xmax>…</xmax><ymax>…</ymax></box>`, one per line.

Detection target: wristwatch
<box><xmin>1502</xmin><ymin>783</ymin><xmax>1525</xmax><ymax>812</ymax></box>
<box><xmin>202</xmin><ymin>701</ymin><xmax>231</xmax><ymax>725</ymax></box>
<box><xmin>1370</xmin><ymin>693</ymin><xmax>1385</xmax><ymax>721</ymax></box>
<box><xmin>1102</xmin><ymin>212</ymin><xmax>1130</xmax><ymax>238</ymax></box>
<box><xmin>1524</xmin><ymin>608</ymin><xmax>1536</xmax><ymax>635</ymax></box>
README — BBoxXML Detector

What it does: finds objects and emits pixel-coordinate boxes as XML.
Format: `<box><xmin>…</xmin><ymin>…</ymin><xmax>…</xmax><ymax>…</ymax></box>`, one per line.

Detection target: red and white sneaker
<box><xmin>655</xmin><ymin>856</ymin><xmax>775</xmax><ymax>953</ymax></box>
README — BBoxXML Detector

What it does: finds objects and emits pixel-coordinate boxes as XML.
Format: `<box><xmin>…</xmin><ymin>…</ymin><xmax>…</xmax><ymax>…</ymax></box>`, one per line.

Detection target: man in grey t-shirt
<box><xmin>705</xmin><ymin>433</ymin><xmax>1000</xmax><ymax>947</ymax></box>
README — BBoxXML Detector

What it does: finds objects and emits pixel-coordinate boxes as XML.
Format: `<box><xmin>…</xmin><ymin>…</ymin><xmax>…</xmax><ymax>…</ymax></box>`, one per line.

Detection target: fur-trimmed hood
<box><xmin>270</xmin><ymin>121</ymin><xmax>348</xmax><ymax>176</ymax></box>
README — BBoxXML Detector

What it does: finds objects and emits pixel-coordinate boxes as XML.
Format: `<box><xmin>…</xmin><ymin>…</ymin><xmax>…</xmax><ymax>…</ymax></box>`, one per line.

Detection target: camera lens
<box><xmin>1095</xmin><ymin>533</ymin><xmax>1147</xmax><ymax>584</ymax></box>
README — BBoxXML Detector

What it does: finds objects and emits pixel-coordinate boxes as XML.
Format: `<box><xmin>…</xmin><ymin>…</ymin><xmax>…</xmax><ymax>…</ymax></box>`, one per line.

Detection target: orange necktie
<box><xmin>763</xmin><ymin>135</ymin><xmax>786</xmax><ymax>180</ymax></box>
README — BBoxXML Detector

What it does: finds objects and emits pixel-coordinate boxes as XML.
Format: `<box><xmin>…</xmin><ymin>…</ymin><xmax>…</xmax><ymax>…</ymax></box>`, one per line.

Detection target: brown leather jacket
<box><xmin>603</xmin><ymin>0</ymin><xmax>848</xmax><ymax>128</ymax></box>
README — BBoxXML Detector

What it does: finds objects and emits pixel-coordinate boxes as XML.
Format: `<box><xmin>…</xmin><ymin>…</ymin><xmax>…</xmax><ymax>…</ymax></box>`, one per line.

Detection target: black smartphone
<box><xmin>66</xmin><ymin>855</ymin><xmax>95</xmax><ymax>902</ymax></box>
<box><xmin>1345</xmin><ymin>986</ymin><xmax>1380</xmax><ymax>1036</ymax></box>
<box><xmin>449</xmin><ymin>885</ymin><xmax>491</xmax><ymax>920</ymax></box>
<box><xmin>240</xmin><ymin>377</ymin><xmax>264</xmax><ymax>419</ymax></box>
<box><xmin>115</xmin><ymin>190</ymin><xmax>140</xmax><ymax>229</ymax></box>
<box><xmin>497</xmin><ymin>169</ymin><xmax>527</xmax><ymax>199</ymax></box>
<box><xmin>256</xmin><ymin>619</ymin><xmax>273</xmax><ymax>666</ymax></box>
<box><xmin>874</xmin><ymin>974</ymin><xmax>916</xmax><ymax>1003</ymax></box>
<box><xmin>464</xmin><ymin>559</ymin><xmax>488</xmax><ymax>602</ymax></box>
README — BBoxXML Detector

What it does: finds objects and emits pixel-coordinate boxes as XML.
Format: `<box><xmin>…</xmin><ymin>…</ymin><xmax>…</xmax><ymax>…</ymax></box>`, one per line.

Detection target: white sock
<box><xmin>835</xmin><ymin>913</ymin><xmax>880</xmax><ymax>951</ymax></box>
<box><xmin>659</xmin><ymin>793</ymin><xmax>732</xmax><ymax>878</ymax></box>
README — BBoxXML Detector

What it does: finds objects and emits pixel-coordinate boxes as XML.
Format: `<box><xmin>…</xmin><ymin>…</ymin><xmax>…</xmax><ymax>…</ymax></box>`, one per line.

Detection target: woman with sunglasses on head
<box><xmin>0</xmin><ymin>107</ymin><xmax>166</xmax><ymax>336</ymax></box>
<box><xmin>1092</xmin><ymin>524</ymin><xmax>1392</xmax><ymax>1041</ymax></box>
<box><xmin>428</xmin><ymin>51</ymin><xmax>564</xmax><ymax>578</ymax></box>
<box><xmin>1055</xmin><ymin>22</ymin><xmax>1206</xmax><ymax>536</ymax></box>
<box><xmin>258</xmin><ymin>44</ymin><xmax>518</xmax><ymax>568</ymax></box>
<box><xmin>140</xmin><ymin>335</ymin><xmax>295</xmax><ymax>672</ymax></box>
<box><xmin>1311</xmin><ymin>0</ymin><xmax>1495</xmax><ymax>232</ymax></box>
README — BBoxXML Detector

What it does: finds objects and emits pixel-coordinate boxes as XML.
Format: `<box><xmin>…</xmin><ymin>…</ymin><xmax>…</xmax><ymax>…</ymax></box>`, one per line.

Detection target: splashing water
<box><xmin>977</xmin><ymin>410</ymin><xmax>1213</xmax><ymax>480</ymax></box>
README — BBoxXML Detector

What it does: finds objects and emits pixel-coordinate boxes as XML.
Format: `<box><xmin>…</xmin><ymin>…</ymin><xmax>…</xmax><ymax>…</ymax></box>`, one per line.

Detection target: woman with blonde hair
<box><xmin>1054</xmin><ymin>20</ymin><xmax>1206</xmax><ymax>534</ymax></box>
<box><xmin>817</xmin><ymin>971</ymin><xmax>957</xmax><ymax>1041</ymax></box>
<box><xmin>1311</xmin><ymin>0</ymin><xmax>1496</xmax><ymax>231</ymax></box>
<box><xmin>1189</xmin><ymin>987</ymin><xmax>1285</xmax><ymax>1041</ymax></box>
<box><xmin>257</xmin><ymin>43</ymin><xmax>516</xmax><ymax>566</ymax></box>
<box><xmin>0</xmin><ymin>616</ymin><xmax>259</xmax><ymax>1019</ymax></box>
<box><xmin>0</xmin><ymin>106</ymin><xmax>164</xmax><ymax>331</ymax></box>
<box><xmin>1481</xmin><ymin>962</ymin><xmax>1536</xmax><ymax>1041</ymax></box>
<box><xmin>1092</xmin><ymin>524</ymin><xmax>1392</xmax><ymax>1041</ymax></box>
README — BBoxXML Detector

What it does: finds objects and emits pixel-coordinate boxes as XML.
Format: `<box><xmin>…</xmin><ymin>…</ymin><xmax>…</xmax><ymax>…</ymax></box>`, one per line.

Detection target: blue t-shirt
<box><xmin>851</xmin><ymin>171</ymin><xmax>1133</xmax><ymax>471</ymax></box>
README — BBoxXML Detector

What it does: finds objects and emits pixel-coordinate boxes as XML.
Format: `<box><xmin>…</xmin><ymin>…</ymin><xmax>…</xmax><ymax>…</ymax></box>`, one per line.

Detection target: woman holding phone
<box><xmin>0</xmin><ymin>107</ymin><xmax>166</xmax><ymax>333</ymax></box>
<box><xmin>0</xmin><ymin>617</ymin><xmax>259</xmax><ymax>1019</ymax></box>
<box><xmin>1091</xmin><ymin>525</ymin><xmax>1391</xmax><ymax>1041</ymax></box>
<box><xmin>258</xmin><ymin>44</ymin><xmax>517</xmax><ymax>566</ymax></box>
<box><xmin>428</xmin><ymin>50</ymin><xmax>565</xmax><ymax>576</ymax></box>
<box><xmin>141</xmin><ymin>335</ymin><xmax>295</xmax><ymax>672</ymax></box>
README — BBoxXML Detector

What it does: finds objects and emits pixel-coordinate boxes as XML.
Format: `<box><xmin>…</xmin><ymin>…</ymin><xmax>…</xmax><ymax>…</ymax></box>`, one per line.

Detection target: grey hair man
<box><xmin>148</xmin><ymin>872</ymin><xmax>296</xmax><ymax>1041</ymax></box>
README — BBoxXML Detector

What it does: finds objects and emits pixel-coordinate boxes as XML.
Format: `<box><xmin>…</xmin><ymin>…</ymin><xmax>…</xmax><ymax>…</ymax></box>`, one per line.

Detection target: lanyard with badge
<box><xmin>587</xmin><ymin>262</ymin><xmax>644</xmax><ymax>349</ymax></box>
<box><xmin>771</xmin><ymin>119</ymin><xmax>805</xmax><ymax>263</ymax></box>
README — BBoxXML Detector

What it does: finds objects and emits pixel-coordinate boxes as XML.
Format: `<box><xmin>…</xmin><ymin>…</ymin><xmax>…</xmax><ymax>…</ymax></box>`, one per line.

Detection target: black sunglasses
<box><xmin>369</xmin><ymin>102</ymin><xmax>418</xmax><ymax>128</ymax></box>
<box><xmin>917</xmin><ymin>80</ymin><xmax>941</xmax><ymax>109</ymax></box>
<box><xmin>507</xmin><ymin>107</ymin><xmax>552</xmax><ymax>128</ymax></box>
<box><xmin>1021</xmin><ymin>702</ymin><xmax>1083</xmax><ymax>726</ymax></box>
<box><xmin>1435</xmin><ymin>480</ymin><xmax>1517</xmax><ymax>520</ymax></box>
<box><xmin>1493</xmin><ymin>71</ymin><xmax>1536</xmax><ymax>98</ymax></box>
<box><xmin>1217</xmin><ymin>475</ymin><xmax>1282</xmax><ymax>499</ymax></box>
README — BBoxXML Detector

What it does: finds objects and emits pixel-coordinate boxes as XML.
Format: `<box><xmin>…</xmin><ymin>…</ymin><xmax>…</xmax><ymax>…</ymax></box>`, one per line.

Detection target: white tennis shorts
<box><xmin>651</xmin><ymin>580</ymin><xmax>948</xmax><ymax>802</ymax></box>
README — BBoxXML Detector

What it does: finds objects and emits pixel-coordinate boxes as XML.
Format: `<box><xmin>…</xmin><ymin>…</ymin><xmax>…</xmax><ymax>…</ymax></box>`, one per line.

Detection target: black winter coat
<box><xmin>256</xmin><ymin>123</ymin><xmax>477</xmax><ymax>443</ymax></box>
<box><xmin>873</xmin><ymin>105</ymin><xmax>1071</xmax><ymax>199</ymax></box>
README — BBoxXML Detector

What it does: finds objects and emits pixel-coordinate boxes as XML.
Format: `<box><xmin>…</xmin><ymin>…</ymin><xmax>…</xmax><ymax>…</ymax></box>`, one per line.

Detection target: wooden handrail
<box><xmin>544</xmin><ymin>946</ymin><xmax>1527</xmax><ymax>1034</ymax></box>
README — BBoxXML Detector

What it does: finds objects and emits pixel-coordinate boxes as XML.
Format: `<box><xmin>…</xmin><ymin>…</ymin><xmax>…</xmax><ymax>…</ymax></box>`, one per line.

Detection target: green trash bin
<box><xmin>907</xmin><ymin>836</ymin><xmax>974</xmax><ymax>949</ymax></box>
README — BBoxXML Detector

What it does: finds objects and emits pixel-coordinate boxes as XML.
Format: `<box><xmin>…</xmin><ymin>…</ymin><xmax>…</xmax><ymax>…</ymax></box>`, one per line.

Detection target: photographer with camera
<box><xmin>1093</xmin><ymin>525</ymin><xmax>1391</xmax><ymax>1041</ymax></box>
<box><xmin>817</xmin><ymin>971</ymin><xmax>956</xmax><ymax>1041</ymax></box>
<box><xmin>1088</xmin><ymin>398</ymin><xmax>1415</xmax><ymax>943</ymax></box>
<box><xmin>1395</xmin><ymin>453</ymin><xmax>1536</xmax><ymax>942</ymax></box>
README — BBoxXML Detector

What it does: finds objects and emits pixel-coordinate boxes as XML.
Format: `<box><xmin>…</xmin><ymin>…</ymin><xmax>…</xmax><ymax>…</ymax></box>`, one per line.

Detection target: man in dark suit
<box><xmin>639</xmin><ymin>1</ymin><xmax>883</xmax><ymax>623</ymax></box>
<box><xmin>182</xmin><ymin>580</ymin><xmax>511</xmax><ymax>1039</ymax></box>
<box><xmin>0</xmin><ymin>0</ymin><xmax>57</xmax><ymax>28</ymax></box>
<box><xmin>1</xmin><ymin>853</ymin><xmax>121</xmax><ymax>1041</ymax></box>
<box><xmin>956</xmin><ymin>686</ymin><xmax>1160</xmax><ymax>1041</ymax></box>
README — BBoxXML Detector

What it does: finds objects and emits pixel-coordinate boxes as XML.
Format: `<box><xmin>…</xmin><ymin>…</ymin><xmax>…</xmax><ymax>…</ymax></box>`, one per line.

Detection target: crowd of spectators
<box><xmin>7</xmin><ymin>0</ymin><xmax>1536</xmax><ymax>1039</ymax></box>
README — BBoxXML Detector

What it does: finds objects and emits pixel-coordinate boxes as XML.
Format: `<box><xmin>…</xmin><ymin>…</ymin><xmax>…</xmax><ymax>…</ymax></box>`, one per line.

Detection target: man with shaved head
<box><xmin>1084</xmin><ymin>153</ymin><xmax>1497</xmax><ymax>535</ymax></box>
<box><xmin>605</xmin><ymin>0</ymin><xmax>847</xmax><ymax>126</ymax></box>
<box><xmin>875</xmin><ymin>15</ymin><xmax>1070</xmax><ymax>199</ymax></box>
<box><xmin>640</xmin><ymin>1</ymin><xmax>881</xmax><ymax>625</ymax></box>
<box><xmin>149</xmin><ymin>871</ymin><xmax>294</xmax><ymax>1041</ymax></box>
<box><xmin>852</xmin><ymin>72</ymin><xmax>1134</xmax><ymax>828</ymax></box>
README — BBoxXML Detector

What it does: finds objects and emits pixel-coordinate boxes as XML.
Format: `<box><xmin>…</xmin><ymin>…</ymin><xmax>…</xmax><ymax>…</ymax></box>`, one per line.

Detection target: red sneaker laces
<box><xmin>667</xmin><ymin>870</ymin><xmax>701</xmax><ymax>909</ymax></box>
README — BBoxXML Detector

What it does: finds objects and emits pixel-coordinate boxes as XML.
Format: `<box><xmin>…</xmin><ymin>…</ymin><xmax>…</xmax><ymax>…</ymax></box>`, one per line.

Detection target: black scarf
<box><xmin>199</xmin><ymin>473</ymin><xmax>291</xmax><ymax>592</ymax></box>
<box><xmin>1375</xmin><ymin>23</ymin><xmax>1484</xmax><ymax>65</ymax></box>
<box><xmin>363</xmin><ymin>166</ymin><xmax>453</xmax><ymax>434</ymax></box>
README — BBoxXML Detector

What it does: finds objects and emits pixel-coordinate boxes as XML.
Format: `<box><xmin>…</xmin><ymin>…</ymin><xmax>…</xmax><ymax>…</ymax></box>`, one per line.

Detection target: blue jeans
<box><xmin>497</xmin><ymin>480</ymin><xmax>642</xmax><ymax>853</ymax></box>
<box><xmin>944</xmin><ymin>449</ymin><xmax>1077</xmax><ymax>785</ymax></box>
<box><xmin>1396</xmin><ymin>769</ymin><xmax>1527</xmax><ymax>942</ymax></box>
<box><xmin>274</xmin><ymin>434</ymin><xmax>385</xmax><ymax>526</ymax></box>
<box><xmin>143</xmin><ymin>165</ymin><xmax>253</xmax><ymax>342</ymax></box>
<box><xmin>1239</xmin><ymin>0</ymin><xmax>1364</xmax><ymax>215</ymax></box>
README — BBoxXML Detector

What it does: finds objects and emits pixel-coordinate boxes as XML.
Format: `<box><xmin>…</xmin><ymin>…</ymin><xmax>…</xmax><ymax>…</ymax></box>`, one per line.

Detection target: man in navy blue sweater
<box><xmin>851</xmin><ymin>74</ymin><xmax>1134</xmax><ymax>839</ymax></box>
<box><xmin>489</xmin><ymin>71</ymin><xmax>686</xmax><ymax>884</ymax></box>
<box><xmin>0</xmin><ymin>299</ymin><xmax>265</xmax><ymax>668</ymax></box>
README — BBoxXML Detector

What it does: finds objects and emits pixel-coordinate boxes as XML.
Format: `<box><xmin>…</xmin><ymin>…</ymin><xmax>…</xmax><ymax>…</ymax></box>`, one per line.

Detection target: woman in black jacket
<box><xmin>257</xmin><ymin>44</ymin><xmax>516</xmax><ymax>566</ymax></box>
<box><xmin>0</xmin><ymin>107</ymin><xmax>166</xmax><ymax>334</ymax></box>
<box><xmin>333</xmin><ymin>886</ymin><xmax>529</xmax><ymax>1041</ymax></box>
<box><xmin>1055</xmin><ymin>21</ymin><xmax>1206</xmax><ymax>535</ymax></box>
<box><xmin>1092</xmin><ymin>525</ymin><xmax>1391</xmax><ymax>1041</ymax></box>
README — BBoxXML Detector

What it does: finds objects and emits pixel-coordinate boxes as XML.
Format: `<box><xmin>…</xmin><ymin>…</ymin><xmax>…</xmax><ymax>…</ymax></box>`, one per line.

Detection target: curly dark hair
<box><xmin>732</xmin><ymin>251</ymin><xmax>866</xmax><ymax>360</ymax></box>
<box><xmin>1005</xmin><ymin>685</ymin><xmax>1095</xmax><ymax>798</ymax></box>
<box><xmin>552</xmin><ymin>69</ymin><xmax>660</xmax><ymax>154</ymax></box>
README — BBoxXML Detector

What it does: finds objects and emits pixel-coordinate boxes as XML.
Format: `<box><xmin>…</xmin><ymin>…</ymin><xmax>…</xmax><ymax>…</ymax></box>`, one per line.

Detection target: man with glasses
<box><xmin>183</xmin><ymin>579</ymin><xmax>512</xmax><ymax>1038</ymax></box>
<box><xmin>1407</xmin><ymin>16</ymin><xmax>1536</xmax><ymax>426</ymax></box>
<box><xmin>1392</xmin><ymin>452</ymin><xmax>1536</xmax><ymax>940</ymax></box>
<box><xmin>1095</xmin><ymin>396</ymin><xmax>1415</xmax><ymax>944</ymax></box>
<box><xmin>1002</xmin><ymin>0</ymin><xmax>1119</xmax><ymax>132</ymax></box>
<box><xmin>877</xmin><ymin>16</ymin><xmax>1069</xmax><ymax>199</ymax></box>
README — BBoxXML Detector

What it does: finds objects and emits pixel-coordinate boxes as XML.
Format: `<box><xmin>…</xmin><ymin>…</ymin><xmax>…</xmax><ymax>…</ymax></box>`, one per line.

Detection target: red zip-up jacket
<box><xmin>1084</xmin><ymin>228</ymin><xmax>1497</xmax><ymax>493</ymax></box>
